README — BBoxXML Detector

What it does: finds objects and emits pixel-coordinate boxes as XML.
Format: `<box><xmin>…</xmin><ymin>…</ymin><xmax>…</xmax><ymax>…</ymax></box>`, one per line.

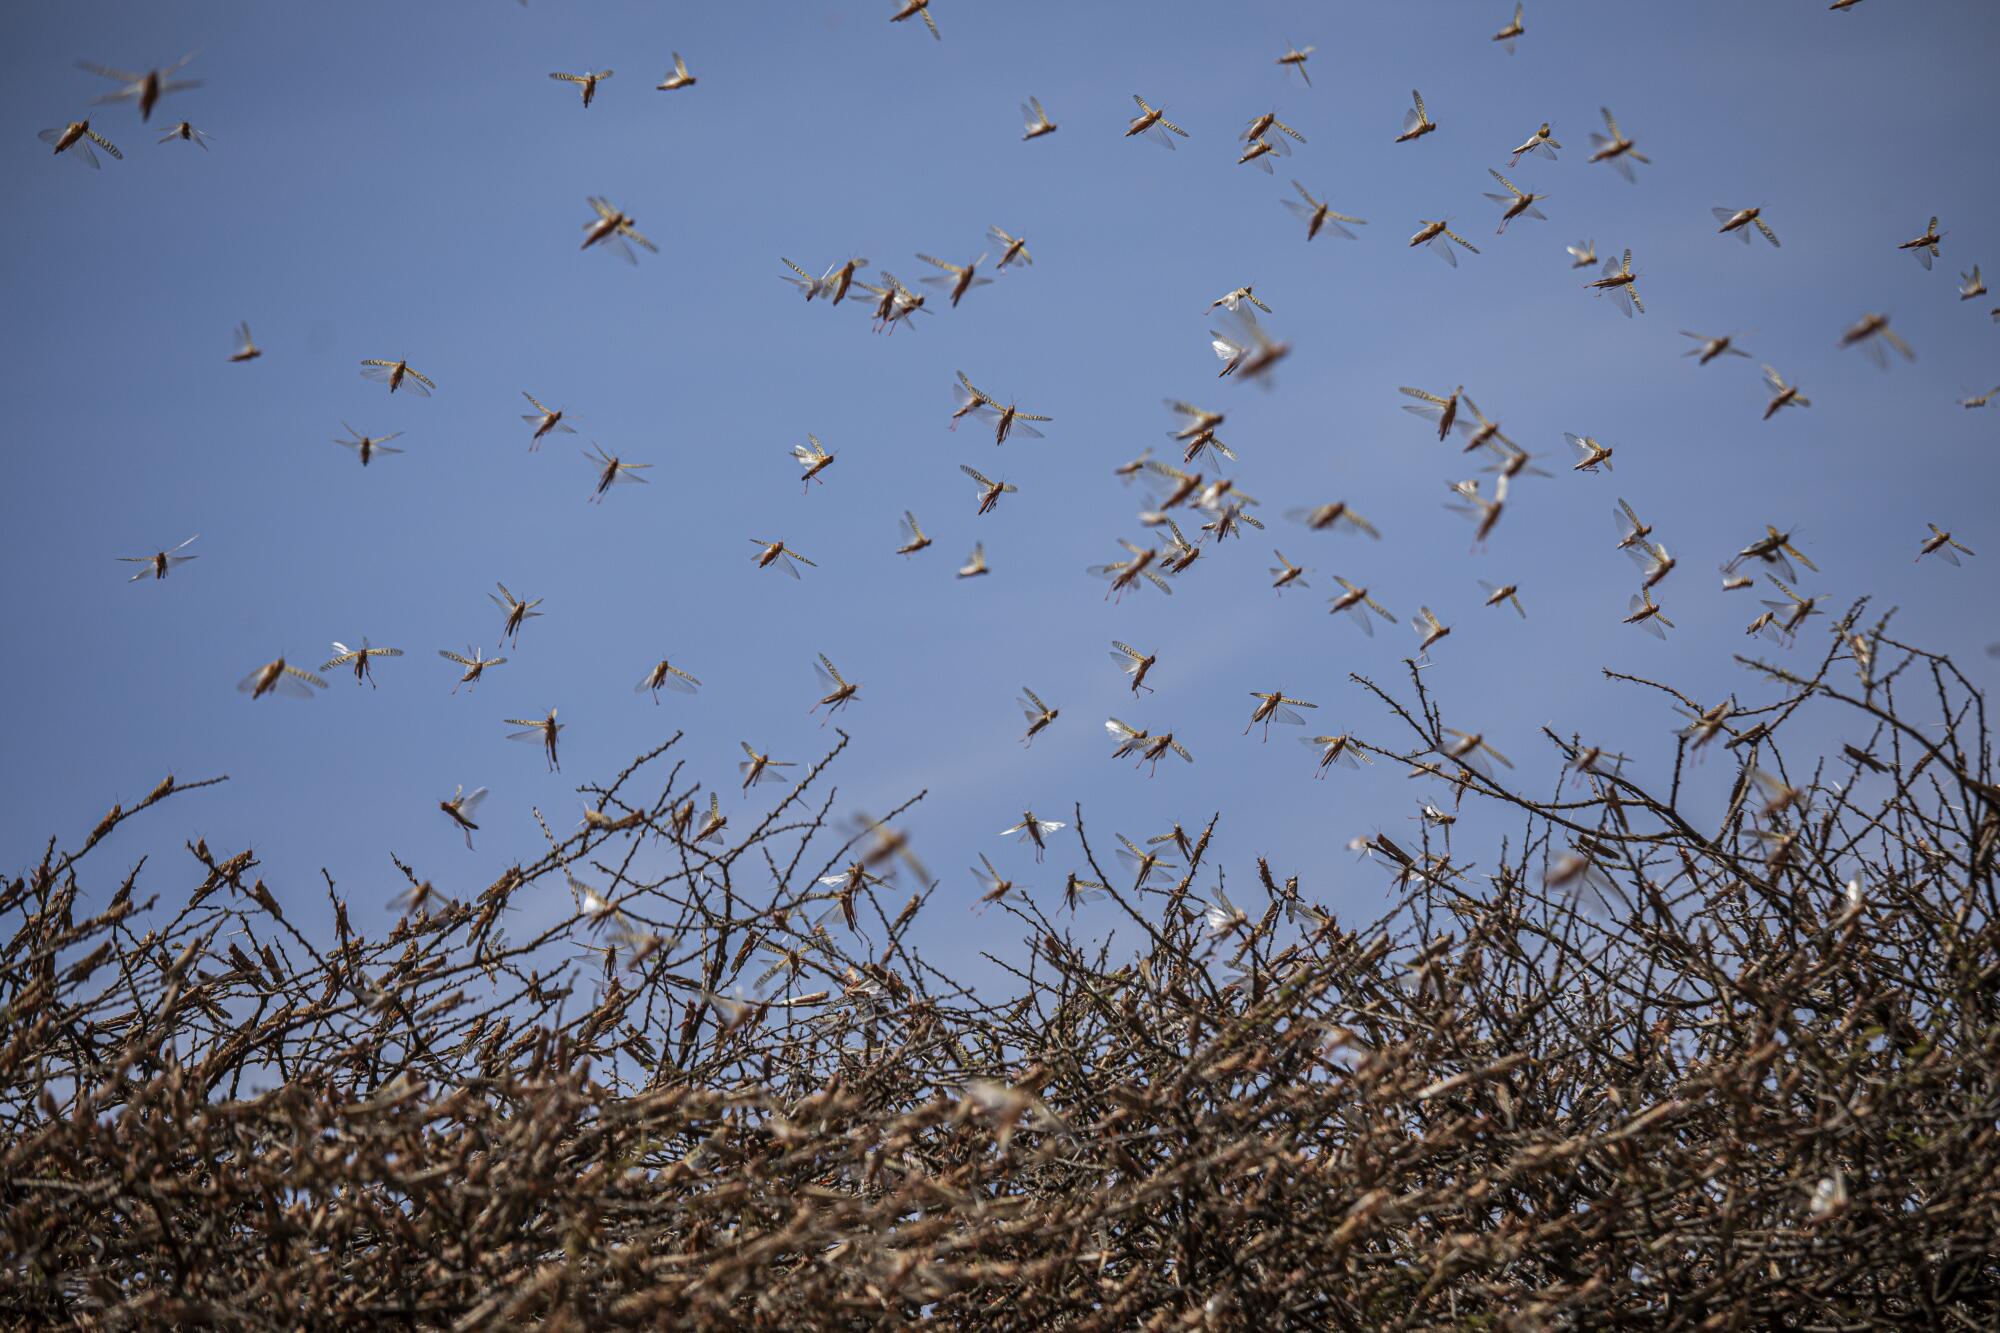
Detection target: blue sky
<box><xmin>3</xmin><ymin>1</ymin><xmax>1996</xmax><ymax>982</ymax></box>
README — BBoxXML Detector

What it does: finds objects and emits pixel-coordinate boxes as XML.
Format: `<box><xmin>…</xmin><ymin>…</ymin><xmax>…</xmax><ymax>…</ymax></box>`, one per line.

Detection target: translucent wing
<box><xmin>274</xmin><ymin>666</ymin><xmax>327</xmax><ymax>698</ymax></box>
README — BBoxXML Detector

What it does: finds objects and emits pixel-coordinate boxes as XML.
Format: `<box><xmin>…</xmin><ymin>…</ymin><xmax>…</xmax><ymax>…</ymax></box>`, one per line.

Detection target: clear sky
<box><xmin>4</xmin><ymin>1</ymin><xmax>1996</xmax><ymax>984</ymax></box>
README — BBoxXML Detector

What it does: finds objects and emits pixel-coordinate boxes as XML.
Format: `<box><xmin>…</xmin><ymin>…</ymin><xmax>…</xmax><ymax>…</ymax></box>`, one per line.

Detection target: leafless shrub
<box><xmin>4</xmin><ymin>608</ymin><xmax>1997</xmax><ymax>1328</ymax></box>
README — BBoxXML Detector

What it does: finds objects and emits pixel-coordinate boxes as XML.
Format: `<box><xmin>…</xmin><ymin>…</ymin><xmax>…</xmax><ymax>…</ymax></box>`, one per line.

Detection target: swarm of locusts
<box><xmin>21</xmin><ymin>4</ymin><xmax>1999</xmax><ymax>1325</ymax></box>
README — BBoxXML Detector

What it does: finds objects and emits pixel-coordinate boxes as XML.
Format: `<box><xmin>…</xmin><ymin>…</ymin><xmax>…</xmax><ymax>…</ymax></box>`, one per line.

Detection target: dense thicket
<box><xmin>5</xmin><ymin>615</ymin><xmax>1997</xmax><ymax>1329</ymax></box>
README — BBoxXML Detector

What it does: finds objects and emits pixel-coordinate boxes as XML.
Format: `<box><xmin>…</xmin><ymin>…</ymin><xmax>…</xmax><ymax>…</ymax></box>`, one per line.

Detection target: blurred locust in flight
<box><xmin>1479</xmin><ymin>580</ymin><xmax>1526</xmax><ymax>617</ymax></box>
<box><xmin>1898</xmin><ymin>216</ymin><xmax>1943</xmax><ymax>269</ymax></box>
<box><xmin>1242</xmin><ymin>110</ymin><xmax>1305</xmax><ymax>157</ymax></box>
<box><xmin>521</xmin><ymin>392</ymin><xmax>574</xmax><ymax>447</ymax></box>
<box><xmin>239</xmin><ymin>656</ymin><xmax>327</xmax><ymax>700</ymax></box>
<box><xmin>1090</xmin><ymin>541</ymin><xmax>1171</xmax><ymax>601</ymax></box>
<box><xmin>811</xmin><ymin>654</ymin><xmax>860</xmax><ymax>720</ymax></box>
<box><xmin>549</xmin><ymin>69</ymin><xmax>613</xmax><ymax>107</ymax></box>
<box><xmin>1726</xmin><ymin>525</ymin><xmax>1817</xmax><ymax>581</ymax></box>
<box><xmin>1586</xmin><ymin>249</ymin><xmax>1645</xmax><ymax>316</ymax></box>
<box><xmin>1287</xmin><ymin>500</ymin><xmax>1380</xmax><ymax>539</ymax></box>
<box><xmin>1246</xmin><ymin>690</ymin><xmax>1317</xmax><ymax>741</ymax></box>
<box><xmin>1454</xmin><ymin>396</ymin><xmax>1514</xmax><ymax>454</ymax></box>
<box><xmin>1208</xmin><ymin>286</ymin><xmax>1271</xmax><ymax>315</ymax></box>
<box><xmin>1588</xmin><ymin>106</ymin><xmax>1649</xmax><ymax>181</ymax></box>
<box><xmin>738</xmin><ymin>740</ymin><xmax>795</xmax><ymax>789</ymax></box>
<box><xmin>490</xmin><ymin>582</ymin><xmax>543</xmax><ymax>646</ymax></box>
<box><xmin>1628</xmin><ymin>538</ymin><xmax>1676</xmax><ymax>590</ymax></box>
<box><xmin>1681</xmin><ymin>330</ymin><xmax>1750</xmax><ymax>365</ymax></box>
<box><xmin>1327</xmin><ymin>577</ymin><xmax>1397</xmax><ymax>636</ymax></box>
<box><xmin>1395</xmin><ymin>89</ymin><xmax>1437</xmax><ymax>142</ymax></box>
<box><xmin>1915</xmin><ymin>523</ymin><xmax>1974</xmax><ymax>565</ymax></box>
<box><xmin>439</xmin><ymin>646</ymin><xmax>506</xmax><ymax>693</ymax></box>
<box><xmin>1017</xmin><ymin>687</ymin><xmax>1060</xmax><ymax>745</ymax></box>
<box><xmin>896</xmin><ymin>510</ymin><xmax>932</xmax><ymax>555</ymax></box>
<box><xmin>322</xmin><ymin>640</ymin><xmax>402</xmax><ymax>687</ymax></box>
<box><xmin>1483</xmin><ymin>169</ymin><xmax>1549</xmax><ymax>233</ymax></box>
<box><xmin>505</xmin><ymin>708</ymin><xmax>563</xmax><ymax>772</ymax></box>
<box><xmin>637</xmin><ymin>657</ymin><xmax>700</xmax><ymax>702</ymax></box>
<box><xmin>1020</xmin><ymin>96</ymin><xmax>1057</xmax><ymax>140</ymax></box>
<box><xmin>1840</xmin><ymin>312</ymin><xmax>1914</xmax><ymax>368</ymax></box>
<box><xmin>851</xmin><ymin>271</ymin><xmax>928</xmax><ymax>331</ymax></box>
<box><xmin>1566</xmin><ymin>432</ymin><xmax>1615</xmax><ymax>471</ymax></box>
<box><xmin>581</xmin><ymin>196</ymin><xmax>658</xmax><ymax>263</ymax></box>
<box><xmin>1115</xmin><ymin>833</ymin><xmax>1175</xmax><ymax>889</ymax></box>
<box><xmin>119</xmin><ymin>534</ymin><xmax>197</xmax><ymax>582</ymax></box>
<box><xmin>1268</xmin><ymin>549</ymin><xmax>1309</xmax><ymax>593</ymax></box>
<box><xmin>1284</xmin><ymin>180</ymin><xmax>1366</xmax><ymax>241</ymax></box>
<box><xmin>1409</xmin><ymin>218</ymin><xmax>1480</xmax><ymax>266</ymax></box>
<box><xmin>1614</xmin><ymin>497</ymin><xmax>1654</xmax><ymax>551</ymax></box>
<box><xmin>1110</xmin><ymin>641</ymin><xmax>1157</xmax><ymax>694</ymax></box>
<box><xmin>1761</xmin><ymin>365</ymin><xmax>1810</xmax><ymax>419</ymax></box>
<box><xmin>334</xmin><ymin>421</ymin><xmax>403</xmax><ymax>467</ymax></box>
<box><xmin>360</xmin><ymin>357</ymin><xmax>434</xmax><ymax>395</ymax></box>
<box><xmin>229</xmin><ymin>322</ymin><xmax>261</xmax><ymax>361</ymax></box>
<box><xmin>953</xmin><ymin>371</ymin><xmax>1051</xmax><ymax>443</ymax></box>
<box><xmin>988</xmin><ymin>226</ymin><xmax>1032</xmax><ymax>270</ymax></box>
<box><xmin>585</xmin><ymin>444</ymin><xmax>650</xmax><ymax>500</ymax></box>
<box><xmin>1276</xmin><ymin>39</ymin><xmax>1315</xmax><ymax>86</ymax></box>
<box><xmin>1133</xmin><ymin>731</ymin><xmax>1194</xmax><ymax>777</ymax></box>
<box><xmin>793</xmin><ymin>434</ymin><xmax>837</xmax><ymax>491</ymax></box>
<box><xmin>1126</xmin><ymin>95</ymin><xmax>1190</xmax><ymax>149</ymax></box>
<box><xmin>1509</xmin><ymin>120</ymin><xmax>1558</xmax><ymax>165</ymax></box>
<box><xmin>1412</xmin><ymin>606</ymin><xmax>1453</xmax><ymax>656</ymax></box>
<box><xmin>1305</xmin><ymin>733</ymin><xmax>1371</xmax><ymax>778</ymax></box>
<box><xmin>1000</xmin><ymin>811</ymin><xmax>1066</xmax><ymax>861</ymax></box>
<box><xmin>1401</xmin><ymin>384</ymin><xmax>1461</xmax><ymax>439</ymax></box>
<box><xmin>918</xmin><ymin>251</ymin><xmax>993</xmax><ymax>306</ymax></box>
<box><xmin>77</xmin><ymin>52</ymin><xmax>200</xmax><ymax>121</ymax></box>
<box><xmin>439</xmin><ymin>785</ymin><xmax>489</xmax><ymax>850</ymax></box>
<box><xmin>890</xmin><ymin>0</ymin><xmax>941</xmax><ymax>40</ymax></box>
<box><xmin>656</xmin><ymin>53</ymin><xmax>696</xmax><ymax>91</ymax></box>
<box><xmin>960</xmin><ymin>464</ymin><xmax>1018</xmax><ymax>515</ymax></box>
<box><xmin>1624</xmin><ymin>590</ymin><xmax>1675</xmax><ymax>639</ymax></box>
<box><xmin>159</xmin><ymin>120</ymin><xmax>213</xmax><ymax>149</ymax></box>
<box><xmin>750</xmin><ymin>539</ymin><xmax>816</xmax><ymax>578</ymax></box>
<box><xmin>1714</xmin><ymin>205</ymin><xmax>1780</xmax><ymax>247</ymax></box>
<box><xmin>39</xmin><ymin>120</ymin><xmax>122</xmax><ymax>167</ymax></box>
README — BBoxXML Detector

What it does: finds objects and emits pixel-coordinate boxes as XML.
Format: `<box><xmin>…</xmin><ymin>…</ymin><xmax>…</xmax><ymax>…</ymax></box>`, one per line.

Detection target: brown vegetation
<box><xmin>4</xmin><ymin>611</ymin><xmax>1997</xmax><ymax>1328</ymax></box>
